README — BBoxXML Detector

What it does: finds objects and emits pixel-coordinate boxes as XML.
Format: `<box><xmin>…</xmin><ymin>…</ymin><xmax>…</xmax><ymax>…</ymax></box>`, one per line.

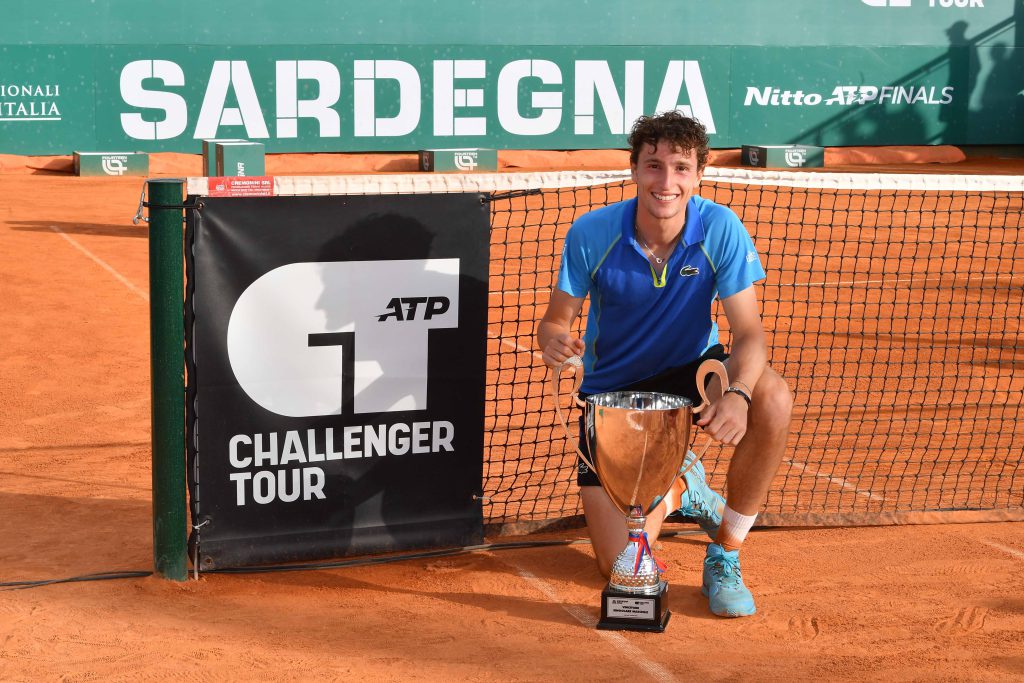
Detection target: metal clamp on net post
<box><xmin>133</xmin><ymin>182</ymin><xmax>149</xmax><ymax>225</ymax></box>
<box><xmin>191</xmin><ymin>519</ymin><xmax>210</xmax><ymax>581</ymax></box>
<box><xmin>133</xmin><ymin>178</ymin><xmax>200</xmax><ymax>225</ymax></box>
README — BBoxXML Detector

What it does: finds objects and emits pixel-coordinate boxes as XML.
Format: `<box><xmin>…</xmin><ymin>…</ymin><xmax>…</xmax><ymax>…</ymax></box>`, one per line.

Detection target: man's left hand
<box><xmin>695</xmin><ymin>392</ymin><xmax>749</xmax><ymax>446</ymax></box>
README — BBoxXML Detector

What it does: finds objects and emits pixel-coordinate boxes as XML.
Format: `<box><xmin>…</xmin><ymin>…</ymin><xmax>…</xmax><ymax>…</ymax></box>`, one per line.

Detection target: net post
<box><xmin>148</xmin><ymin>178</ymin><xmax>188</xmax><ymax>581</ymax></box>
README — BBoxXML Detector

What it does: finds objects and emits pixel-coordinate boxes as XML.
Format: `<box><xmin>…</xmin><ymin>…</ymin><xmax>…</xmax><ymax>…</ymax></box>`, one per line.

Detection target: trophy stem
<box><xmin>608</xmin><ymin>507</ymin><xmax>663</xmax><ymax>595</ymax></box>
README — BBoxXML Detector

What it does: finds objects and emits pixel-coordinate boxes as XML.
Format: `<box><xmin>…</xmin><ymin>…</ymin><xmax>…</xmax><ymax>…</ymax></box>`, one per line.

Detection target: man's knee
<box><xmin>753</xmin><ymin>369</ymin><xmax>793</xmax><ymax>427</ymax></box>
<box><xmin>581</xmin><ymin>485</ymin><xmax>625</xmax><ymax>579</ymax></box>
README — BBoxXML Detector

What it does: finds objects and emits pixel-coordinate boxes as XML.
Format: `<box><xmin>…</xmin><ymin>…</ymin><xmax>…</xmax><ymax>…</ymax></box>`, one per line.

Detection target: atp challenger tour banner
<box><xmin>185</xmin><ymin>193</ymin><xmax>489</xmax><ymax>568</ymax></box>
<box><xmin>0</xmin><ymin>0</ymin><xmax>1020</xmax><ymax>153</ymax></box>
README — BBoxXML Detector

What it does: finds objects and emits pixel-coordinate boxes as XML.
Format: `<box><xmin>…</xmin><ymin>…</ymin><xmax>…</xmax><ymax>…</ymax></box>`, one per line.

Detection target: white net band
<box><xmin>186</xmin><ymin>170</ymin><xmax>632</xmax><ymax>196</ymax></box>
<box><xmin>187</xmin><ymin>167</ymin><xmax>1024</xmax><ymax>197</ymax></box>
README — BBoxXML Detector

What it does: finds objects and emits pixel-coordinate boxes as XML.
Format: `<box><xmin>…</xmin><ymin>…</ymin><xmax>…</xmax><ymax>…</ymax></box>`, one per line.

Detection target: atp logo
<box><xmin>226</xmin><ymin>258</ymin><xmax>460</xmax><ymax>417</ymax></box>
<box><xmin>377</xmin><ymin>297</ymin><xmax>451</xmax><ymax>321</ymax></box>
<box><xmin>101</xmin><ymin>156</ymin><xmax>128</xmax><ymax>175</ymax></box>
<box><xmin>454</xmin><ymin>152</ymin><xmax>478</xmax><ymax>171</ymax></box>
<box><xmin>861</xmin><ymin>0</ymin><xmax>911</xmax><ymax>6</ymax></box>
<box><xmin>784</xmin><ymin>148</ymin><xmax>808</xmax><ymax>167</ymax></box>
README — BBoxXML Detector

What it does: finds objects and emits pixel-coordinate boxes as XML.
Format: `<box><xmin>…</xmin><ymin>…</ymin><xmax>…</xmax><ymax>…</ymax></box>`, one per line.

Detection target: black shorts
<box><xmin>575</xmin><ymin>344</ymin><xmax>729</xmax><ymax>487</ymax></box>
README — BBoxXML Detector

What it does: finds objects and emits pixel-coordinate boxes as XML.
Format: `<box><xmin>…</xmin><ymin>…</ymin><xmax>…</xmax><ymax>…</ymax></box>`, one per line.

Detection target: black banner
<box><xmin>185</xmin><ymin>194</ymin><xmax>489</xmax><ymax>569</ymax></box>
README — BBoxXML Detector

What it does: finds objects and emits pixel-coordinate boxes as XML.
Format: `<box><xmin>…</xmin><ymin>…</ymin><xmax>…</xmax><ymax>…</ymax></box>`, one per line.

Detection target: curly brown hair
<box><xmin>628</xmin><ymin>111</ymin><xmax>710</xmax><ymax>169</ymax></box>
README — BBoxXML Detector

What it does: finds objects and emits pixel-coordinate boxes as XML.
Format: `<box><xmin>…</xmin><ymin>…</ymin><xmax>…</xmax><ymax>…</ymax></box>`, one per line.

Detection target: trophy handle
<box><xmin>683</xmin><ymin>358</ymin><xmax>731</xmax><ymax>469</ymax></box>
<box><xmin>550</xmin><ymin>356</ymin><xmax>598</xmax><ymax>473</ymax></box>
<box><xmin>693</xmin><ymin>358</ymin><xmax>729</xmax><ymax>414</ymax></box>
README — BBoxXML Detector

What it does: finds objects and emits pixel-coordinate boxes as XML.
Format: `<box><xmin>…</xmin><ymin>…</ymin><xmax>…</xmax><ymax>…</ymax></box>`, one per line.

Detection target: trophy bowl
<box><xmin>584</xmin><ymin>391</ymin><xmax>694</xmax><ymax>594</ymax></box>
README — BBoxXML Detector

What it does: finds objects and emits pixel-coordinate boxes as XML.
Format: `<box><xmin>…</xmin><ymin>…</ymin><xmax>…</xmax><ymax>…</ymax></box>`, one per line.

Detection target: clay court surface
<box><xmin>2</xmin><ymin>152</ymin><xmax>1023</xmax><ymax>681</ymax></box>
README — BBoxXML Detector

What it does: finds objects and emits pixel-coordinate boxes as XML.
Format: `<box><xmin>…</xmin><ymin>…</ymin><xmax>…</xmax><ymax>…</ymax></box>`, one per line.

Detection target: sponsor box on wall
<box><xmin>73</xmin><ymin>151</ymin><xmax>149</xmax><ymax>176</ymax></box>
<box><xmin>202</xmin><ymin>138</ymin><xmax>246</xmax><ymax>176</ymax></box>
<box><xmin>215</xmin><ymin>141</ymin><xmax>265</xmax><ymax>177</ymax></box>
<box><xmin>742</xmin><ymin>145</ymin><xmax>825</xmax><ymax>168</ymax></box>
<box><xmin>419</xmin><ymin>149</ymin><xmax>499</xmax><ymax>172</ymax></box>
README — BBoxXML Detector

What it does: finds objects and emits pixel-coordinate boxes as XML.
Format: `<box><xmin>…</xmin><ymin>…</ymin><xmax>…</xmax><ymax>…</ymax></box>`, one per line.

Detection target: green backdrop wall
<box><xmin>1</xmin><ymin>0</ymin><xmax>1021</xmax><ymax>154</ymax></box>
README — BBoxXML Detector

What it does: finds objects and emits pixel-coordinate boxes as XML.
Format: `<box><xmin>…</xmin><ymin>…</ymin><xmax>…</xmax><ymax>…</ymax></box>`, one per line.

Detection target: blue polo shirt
<box><xmin>556</xmin><ymin>195</ymin><xmax>766</xmax><ymax>395</ymax></box>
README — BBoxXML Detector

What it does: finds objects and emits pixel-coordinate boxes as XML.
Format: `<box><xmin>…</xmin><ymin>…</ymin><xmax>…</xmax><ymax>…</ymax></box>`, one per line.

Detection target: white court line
<box><xmin>784</xmin><ymin>458</ymin><xmax>887</xmax><ymax>502</ymax></box>
<box><xmin>49</xmin><ymin>226</ymin><xmax>148</xmax><ymax>302</ymax></box>
<box><xmin>488</xmin><ymin>330</ymin><xmax>545</xmax><ymax>362</ymax></box>
<box><xmin>983</xmin><ymin>540</ymin><xmax>1024</xmax><ymax>561</ymax></box>
<box><xmin>499</xmin><ymin>557</ymin><xmax>679</xmax><ymax>683</ymax></box>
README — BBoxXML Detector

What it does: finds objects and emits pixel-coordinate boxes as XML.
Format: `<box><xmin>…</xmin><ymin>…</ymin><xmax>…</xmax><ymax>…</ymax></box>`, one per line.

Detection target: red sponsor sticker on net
<box><xmin>206</xmin><ymin>176</ymin><xmax>274</xmax><ymax>197</ymax></box>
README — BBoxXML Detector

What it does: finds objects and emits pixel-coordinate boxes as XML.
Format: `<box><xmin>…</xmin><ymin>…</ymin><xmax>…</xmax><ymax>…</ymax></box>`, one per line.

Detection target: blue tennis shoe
<box><xmin>702</xmin><ymin>543</ymin><xmax>757</xmax><ymax>617</ymax></box>
<box><xmin>670</xmin><ymin>458</ymin><xmax>725</xmax><ymax>540</ymax></box>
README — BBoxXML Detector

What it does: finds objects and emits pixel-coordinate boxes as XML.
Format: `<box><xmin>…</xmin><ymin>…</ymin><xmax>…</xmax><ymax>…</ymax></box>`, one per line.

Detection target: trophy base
<box><xmin>596</xmin><ymin>581</ymin><xmax>670</xmax><ymax>632</ymax></box>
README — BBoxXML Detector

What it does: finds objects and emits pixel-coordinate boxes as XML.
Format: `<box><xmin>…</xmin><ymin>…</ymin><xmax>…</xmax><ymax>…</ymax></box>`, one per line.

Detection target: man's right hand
<box><xmin>541</xmin><ymin>333</ymin><xmax>585</xmax><ymax>369</ymax></box>
<box><xmin>536</xmin><ymin>289</ymin><xmax>587</xmax><ymax>369</ymax></box>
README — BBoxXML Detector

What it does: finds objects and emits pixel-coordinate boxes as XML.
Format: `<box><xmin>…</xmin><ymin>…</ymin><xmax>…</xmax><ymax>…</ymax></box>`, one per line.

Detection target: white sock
<box><xmin>715</xmin><ymin>507</ymin><xmax>757</xmax><ymax>551</ymax></box>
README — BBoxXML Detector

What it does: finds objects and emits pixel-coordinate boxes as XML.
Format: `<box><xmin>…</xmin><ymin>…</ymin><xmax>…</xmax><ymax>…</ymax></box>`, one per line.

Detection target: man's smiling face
<box><xmin>630</xmin><ymin>142</ymin><xmax>704</xmax><ymax>229</ymax></box>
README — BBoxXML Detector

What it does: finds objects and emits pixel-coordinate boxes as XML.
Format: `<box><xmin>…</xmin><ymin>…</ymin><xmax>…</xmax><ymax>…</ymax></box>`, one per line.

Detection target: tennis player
<box><xmin>537</xmin><ymin>111</ymin><xmax>792</xmax><ymax>617</ymax></box>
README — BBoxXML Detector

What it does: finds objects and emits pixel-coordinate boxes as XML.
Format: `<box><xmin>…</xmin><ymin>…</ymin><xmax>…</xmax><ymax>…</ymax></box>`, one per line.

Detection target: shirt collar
<box><xmin>622</xmin><ymin>196</ymin><xmax>706</xmax><ymax>247</ymax></box>
<box><xmin>681</xmin><ymin>196</ymin><xmax>706</xmax><ymax>247</ymax></box>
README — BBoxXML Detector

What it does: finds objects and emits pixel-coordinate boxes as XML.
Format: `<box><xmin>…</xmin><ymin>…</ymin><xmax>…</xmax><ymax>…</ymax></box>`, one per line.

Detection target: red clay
<box><xmin>1</xmin><ymin>152</ymin><xmax>1023</xmax><ymax>681</ymax></box>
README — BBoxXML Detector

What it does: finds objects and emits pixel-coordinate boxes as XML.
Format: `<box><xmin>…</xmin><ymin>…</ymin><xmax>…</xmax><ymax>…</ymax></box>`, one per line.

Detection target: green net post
<box><xmin>148</xmin><ymin>178</ymin><xmax>188</xmax><ymax>581</ymax></box>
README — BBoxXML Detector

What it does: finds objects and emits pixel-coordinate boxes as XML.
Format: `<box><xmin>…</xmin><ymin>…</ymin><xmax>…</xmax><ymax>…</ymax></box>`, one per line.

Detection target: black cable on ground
<box><xmin>1</xmin><ymin>571</ymin><xmax>153</xmax><ymax>591</ymax></box>
<box><xmin>1</xmin><ymin>528</ymin><xmax>708</xmax><ymax>590</ymax></box>
<box><xmin>0</xmin><ymin>539</ymin><xmax>587</xmax><ymax>590</ymax></box>
<box><xmin>205</xmin><ymin>539</ymin><xmax>592</xmax><ymax>574</ymax></box>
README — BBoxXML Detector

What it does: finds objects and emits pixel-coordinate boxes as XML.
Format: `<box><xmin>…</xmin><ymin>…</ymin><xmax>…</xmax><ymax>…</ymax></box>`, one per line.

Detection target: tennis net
<box><xmin>188</xmin><ymin>168</ymin><xmax>1024</xmax><ymax>532</ymax></box>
